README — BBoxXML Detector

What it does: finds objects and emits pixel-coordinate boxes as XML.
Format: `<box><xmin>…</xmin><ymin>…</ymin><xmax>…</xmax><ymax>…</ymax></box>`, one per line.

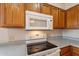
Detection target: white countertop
<box><xmin>0</xmin><ymin>36</ymin><xmax>79</xmax><ymax>56</ymax></box>
<box><xmin>48</xmin><ymin>36</ymin><xmax>79</xmax><ymax>48</ymax></box>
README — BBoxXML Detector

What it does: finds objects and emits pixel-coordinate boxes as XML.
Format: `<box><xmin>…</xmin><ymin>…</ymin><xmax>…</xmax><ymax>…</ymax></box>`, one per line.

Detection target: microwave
<box><xmin>25</xmin><ymin>11</ymin><xmax>53</xmax><ymax>30</ymax></box>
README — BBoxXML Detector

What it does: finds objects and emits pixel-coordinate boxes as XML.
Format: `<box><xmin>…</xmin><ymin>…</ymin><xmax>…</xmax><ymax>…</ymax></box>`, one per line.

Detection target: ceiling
<box><xmin>49</xmin><ymin>3</ymin><xmax>78</xmax><ymax>10</ymax></box>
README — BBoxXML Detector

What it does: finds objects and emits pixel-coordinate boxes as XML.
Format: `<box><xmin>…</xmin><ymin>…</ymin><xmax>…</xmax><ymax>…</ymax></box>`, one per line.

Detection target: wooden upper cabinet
<box><xmin>25</xmin><ymin>3</ymin><xmax>40</xmax><ymax>12</ymax></box>
<box><xmin>58</xmin><ymin>9</ymin><xmax>65</xmax><ymax>29</ymax></box>
<box><xmin>4</xmin><ymin>3</ymin><xmax>24</xmax><ymax>27</ymax></box>
<box><xmin>12</xmin><ymin>4</ymin><xmax>24</xmax><ymax>27</ymax></box>
<box><xmin>66</xmin><ymin>6</ymin><xmax>78</xmax><ymax>29</ymax></box>
<box><xmin>51</xmin><ymin>6</ymin><xmax>59</xmax><ymax>29</ymax></box>
<box><xmin>51</xmin><ymin>6</ymin><xmax>65</xmax><ymax>29</ymax></box>
<box><xmin>40</xmin><ymin>4</ymin><xmax>51</xmax><ymax>15</ymax></box>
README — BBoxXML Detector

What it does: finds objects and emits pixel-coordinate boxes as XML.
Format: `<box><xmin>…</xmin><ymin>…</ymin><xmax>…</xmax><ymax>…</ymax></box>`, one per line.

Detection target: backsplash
<box><xmin>26</xmin><ymin>31</ymin><xmax>47</xmax><ymax>39</ymax></box>
<box><xmin>47</xmin><ymin>29</ymin><xmax>62</xmax><ymax>38</ymax></box>
<box><xmin>6</xmin><ymin>29</ymin><xmax>62</xmax><ymax>40</ymax></box>
<box><xmin>0</xmin><ymin>28</ymin><xmax>62</xmax><ymax>43</ymax></box>
<box><xmin>0</xmin><ymin>28</ymin><xmax>47</xmax><ymax>42</ymax></box>
<box><xmin>62</xmin><ymin>29</ymin><xmax>79</xmax><ymax>38</ymax></box>
<box><xmin>1</xmin><ymin>28</ymin><xmax>79</xmax><ymax>42</ymax></box>
<box><xmin>7</xmin><ymin>29</ymin><xmax>47</xmax><ymax>40</ymax></box>
<box><xmin>0</xmin><ymin>28</ymin><xmax>9</xmax><ymax>43</ymax></box>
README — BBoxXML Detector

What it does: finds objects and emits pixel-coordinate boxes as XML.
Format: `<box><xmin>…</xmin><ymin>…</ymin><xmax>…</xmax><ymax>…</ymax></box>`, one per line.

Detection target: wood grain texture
<box><xmin>58</xmin><ymin>9</ymin><xmax>65</xmax><ymax>29</ymax></box>
<box><xmin>12</xmin><ymin>4</ymin><xmax>24</xmax><ymax>27</ymax></box>
<box><xmin>51</xmin><ymin>6</ymin><xmax>59</xmax><ymax>29</ymax></box>
<box><xmin>41</xmin><ymin>4</ymin><xmax>51</xmax><ymax>15</ymax></box>
<box><xmin>66</xmin><ymin>6</ymin><xmax>78</xmax><ymax>29</ymax></box>
<box><xmin>26</xmin><ymin>3</ymin><xmax>40</xmax><ymax>12</ymax></box>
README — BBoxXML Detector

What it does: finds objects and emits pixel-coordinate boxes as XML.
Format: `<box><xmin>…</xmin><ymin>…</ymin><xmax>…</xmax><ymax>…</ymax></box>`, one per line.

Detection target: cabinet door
<box><xmin>66</xmin><ymin>7</ymin><xmax>78</xmax><ymax>29</ymax></box>
<box><xmin>4</xmin><ymin>4</ymin><xmax>13</xmax><ymax>27</ymax></box>
<box><xmin>77</xmin><ymin>5</ymin><xmax>79</xmax><ymax>28</ymax></box>
<box><xmin>41</xmin><ymin>4</ymin><xmax>51</xmax><ymax>15</ymax></box>
<box><xmin>72</xmin><ymin>46</ymin><xmax>79</xmax><ymax>56</ymax></box>
<box><xmin>58</xmin><ymin>9</ymin><xmax>65</xmax><ymax>29</ymax></box>
<box><xmin>25</xmin><ymin>3</ymin><xmax>40</xmax><ymax>12</ymax></box>
<box><xmin>12</xmin><ymin>4</ymin><xmax>24</xmax><ymax>27</ymax></box>
<box><xmin>60</xmin><ymin>46</ymin><xmax>72</xmax><ymax>56</ymax></box>
<box><xmin>51</xmin><ymin>6</ymin><xmax>59</xmax><ymax>29</ymax></box>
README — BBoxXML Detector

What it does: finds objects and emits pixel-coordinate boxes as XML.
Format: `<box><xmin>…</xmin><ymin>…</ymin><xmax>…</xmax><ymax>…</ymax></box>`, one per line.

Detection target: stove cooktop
<box><xmin>27</xmin><ymin>41</ymin><xmax>57</xmax><ymax>55</ymax></box>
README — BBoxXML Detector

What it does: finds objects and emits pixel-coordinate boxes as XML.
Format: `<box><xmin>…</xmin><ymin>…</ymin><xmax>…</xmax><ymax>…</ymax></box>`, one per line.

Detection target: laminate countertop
<box><xmin>48</xmin><ymin>36</ymin><xmax>79</xmax><ymax>48</ymax></box>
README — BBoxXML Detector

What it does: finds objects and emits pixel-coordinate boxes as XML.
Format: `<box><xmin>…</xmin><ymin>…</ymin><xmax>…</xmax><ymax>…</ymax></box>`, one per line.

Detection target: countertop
<box><xmin>0</xmin><ymin>36</ymin><xmax>79</xmax><ymax>56</ymax></box>
<box><xmin>1</xmin><ymin>36</ymin><xmax>79</xmax><ymax>48</ymax></box>
<box><xmin>48</xmin><ymin>36</ymin><xmax>79</xmax><ymax>48</ymax></box>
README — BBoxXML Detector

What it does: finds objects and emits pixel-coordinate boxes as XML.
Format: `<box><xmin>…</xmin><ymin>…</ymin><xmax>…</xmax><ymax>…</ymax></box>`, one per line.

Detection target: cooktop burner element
<box><xmin>27</xmin><ymin>41</ymin><xmax>57</xmax><ymax>55</ymax></box>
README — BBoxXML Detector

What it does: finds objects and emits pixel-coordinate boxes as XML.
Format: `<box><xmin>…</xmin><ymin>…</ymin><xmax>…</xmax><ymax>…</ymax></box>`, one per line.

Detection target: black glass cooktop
<box><xmin>27</xmin><ymin>41</ymin><xmax>57</xmax><ymax>55</ymax></box>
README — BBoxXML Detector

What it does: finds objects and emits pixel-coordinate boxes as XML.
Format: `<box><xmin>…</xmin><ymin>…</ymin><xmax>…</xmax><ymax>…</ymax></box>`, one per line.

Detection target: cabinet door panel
<box><xmin>4</xmin><ymin>4</ymin><xmax>13</xmax><ymax>26</ymax></box>
<box><xmin>59</xmin><ymin>9</ymin><xmax>65</xmax><ymax>29</ymax></box>
<box><xmin>61</xmin><ymin>46</ymin><xmax>70</xmax><ymax>55</ymax></box>
<box><xmin>0</xmin><ymin>4</ymin><xmax>4</xmax><ymax>26</ymax></box>
<box><xmin>51</xmin><ymin>7</ymin><xmax>59</xmax><ymax>29</ymax></box>
<box><xmin>72</xmin><ymin>46</ymin><xmax>79</xmax><ymax>56</ymax></box>
<box><xmin>41</xmin><ymin>4</ymin><xmax>51</xmax><ymax>15</ymax></box>
<box><xmin>26</xmin><ymin>3</ymin><xmax>40</xmax><ymax>12</ymax></box>
<box><xmin>66</xmin><ymin>7</ymin><xmax>78</xmax><ymax>28</ymax></box>
<box><xmin>77</xmin><ymin>5</ymin><xmax>79</xmax><ymax>28</ymax></box>
<box><xmin>60</xmin><ymin>46</ymin><xmax>72</xmax><ymax>56</ymax></box>
<box><xmin>12</xmin><ymin>4</ymin><xmax>24</xmax><ymax>27</ymax></box>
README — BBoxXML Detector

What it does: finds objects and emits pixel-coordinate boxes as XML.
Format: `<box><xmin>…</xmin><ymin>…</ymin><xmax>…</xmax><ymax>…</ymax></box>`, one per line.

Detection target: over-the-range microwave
<box><xmin>25</xmin><ymin>11</ymin><xmax>53</xmax><ymax>30</ymax></box>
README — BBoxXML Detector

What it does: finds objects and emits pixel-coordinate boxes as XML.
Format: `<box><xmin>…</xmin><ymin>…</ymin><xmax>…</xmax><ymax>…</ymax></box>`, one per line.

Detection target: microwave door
<box><xmin>30</xmin><ymin>18</ymin><xmax>48</xmax><ymax>29</ymax></box>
